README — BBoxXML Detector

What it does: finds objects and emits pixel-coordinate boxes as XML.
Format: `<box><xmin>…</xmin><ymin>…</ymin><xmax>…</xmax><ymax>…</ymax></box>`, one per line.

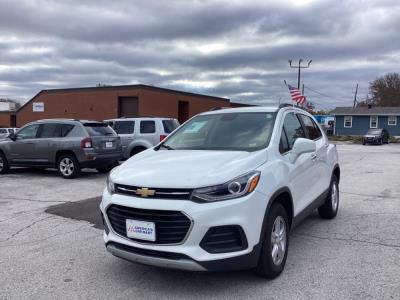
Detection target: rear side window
<box><xmin>84</xmin><ymin>123</ymin><xmax>116</xmax><ymax>136</ymax></box>
<box><xmin>8</xmin><ymin>129</ymin><xmax>14</xmax><ymax>134</ymax></box>
<box><xmin>113</xmin><ymin>121</ymin><xmax>135</xmax><ymax>134</ymax></box>
<box><xmin>140</xmin><ymin>121</ymin><xmax>155</xmax><ymax>134</ymax></box>
<box><xmin>38</xmin><ymin>124</ymin><xmax>75</xmax><ymax>138</ymax></box>
<box><xmin>298</xmin><ymin>114</ymin><xmax>322</xmax><ymax>140</ymax></box>
<box><xmin>280</xmin><ymin>113</ymin><xmax>305</xmax><ymax>152</ymax></box>
<box><xmin>162</xmin><ymin>119</ymin><xmax>179</xmax><ymax>134</ymax></box>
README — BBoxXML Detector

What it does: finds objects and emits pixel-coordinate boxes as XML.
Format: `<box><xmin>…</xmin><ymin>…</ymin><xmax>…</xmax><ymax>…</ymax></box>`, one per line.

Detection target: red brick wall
<box><xmin>15</xmin><ymin>87</ymin><xmax>229</xmax><ymax>127</ymax></box>
<box><xmin>0</xmin><ymin>112</ymin><xmax>11</xmax><ymax>127</ymax></box>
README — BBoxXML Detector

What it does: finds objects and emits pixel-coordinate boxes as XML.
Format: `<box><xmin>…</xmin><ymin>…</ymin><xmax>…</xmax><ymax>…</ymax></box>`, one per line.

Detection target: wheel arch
<box><xmin>55</xmin><ymin>150</ymin><xmax>77</xmax><ymax>166</ymax></box>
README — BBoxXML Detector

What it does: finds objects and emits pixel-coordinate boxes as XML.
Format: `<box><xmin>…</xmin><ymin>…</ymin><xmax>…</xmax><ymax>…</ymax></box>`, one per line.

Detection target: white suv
<box><xmin>105</xmin><ymin>117</ymin><xmax>180</xmax><ymax>159</ymax></box>
<box><xmin>101</xmin><ymin>105</ymin><xmax>340</xmax><ymax>278</ymax></box>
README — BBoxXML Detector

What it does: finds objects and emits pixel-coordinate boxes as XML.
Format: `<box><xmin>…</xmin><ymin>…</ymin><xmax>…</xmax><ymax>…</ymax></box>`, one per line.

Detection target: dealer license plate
<box><xmin>126</xmin><ymin>219</ymin><xmax>156</xmax><ymax>241</ymax></box>
<box><xmin>105</xmin><ymin>141</ymin><xmax>113</xmax><ymax>148</ymax></box>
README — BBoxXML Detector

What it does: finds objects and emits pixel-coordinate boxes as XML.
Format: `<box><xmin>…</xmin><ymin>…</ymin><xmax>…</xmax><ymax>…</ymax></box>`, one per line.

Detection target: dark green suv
<box><xmin>0</xmin><ymin>119</ymin><xmax>122</xmax><ymax>178</ymax></box>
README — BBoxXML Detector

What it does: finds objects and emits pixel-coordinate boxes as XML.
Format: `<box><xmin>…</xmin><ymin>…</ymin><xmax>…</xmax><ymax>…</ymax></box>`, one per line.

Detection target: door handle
<box><xmin>311</xmin><ymin>153</ymin><xmax>318</xmax><ymax>161</ymax></box>
<box><xmin>324</xmin><ymin>143</ymin><xmax>329</xmax><ymax>148</ymax></box>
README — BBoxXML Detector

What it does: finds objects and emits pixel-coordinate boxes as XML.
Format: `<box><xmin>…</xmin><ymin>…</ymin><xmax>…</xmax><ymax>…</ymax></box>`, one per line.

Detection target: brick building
<box><xmin>0</xmin><ymin>84</ymin><xmax>239</xmax><ymax>128</ymax></box>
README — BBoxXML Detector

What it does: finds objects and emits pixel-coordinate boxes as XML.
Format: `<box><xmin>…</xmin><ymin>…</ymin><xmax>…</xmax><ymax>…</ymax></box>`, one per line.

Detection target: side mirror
<box><xmin>289</xmin><ymin>138</ymin><xmax>316</xmax><ymax>163</ymax></box>
<box><xmin>8</xmin><ymin>132</ymin><xmax>17</xmax><ymax>141</ymax></box>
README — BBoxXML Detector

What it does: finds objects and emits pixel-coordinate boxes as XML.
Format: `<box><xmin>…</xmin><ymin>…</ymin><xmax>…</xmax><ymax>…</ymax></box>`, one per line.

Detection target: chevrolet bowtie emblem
<box><xmin>136</xmin><ymin>187</ymin><xmax>156</xmax><ymax>197</ymax></box>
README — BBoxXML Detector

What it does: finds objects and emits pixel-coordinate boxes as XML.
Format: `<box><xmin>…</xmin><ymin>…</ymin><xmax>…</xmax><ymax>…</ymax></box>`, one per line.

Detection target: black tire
<box><xmin>0</xmin><ymin>152</ymin><xmax>10</xmax><ymax>174</ymax></box>
<box><xmin>362</xmin><ymin>140</ymin><xmax>366</xmax><ymax>145</ymax></box>
<box><xmin>255</xmin><ymin>203</ymin><xmax>289</xmax><ymax>279</ymax></box>
<box><xmin>318</xmin><ymin>175</ymin><xmax>339</xmax><ymax>219</ymax></box>
<box><xmin>96</xmin><ymin>161</ymin><xmax>119</xmax><ymax>173</ymax></box>
<box><xmin>57</xmin><ymin>154</ymin><xmax>81</xmax><ymax>179</ymax></box>
<box><xmin>130</xmin><ymin>147</ymin><xmax>146</xmax><ymax>157</ymax></box>
<box><xmin>379</xmin><ymin>138</ymin><xmax>383</xmax><ymax>145</ymax></box>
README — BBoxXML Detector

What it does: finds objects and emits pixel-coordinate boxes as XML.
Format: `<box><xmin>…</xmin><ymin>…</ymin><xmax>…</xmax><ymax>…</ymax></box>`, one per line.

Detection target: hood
<box><xmin>111</xmin><ymin>149</ymin><xmax>267</xmax><ymax>188</ymax></box>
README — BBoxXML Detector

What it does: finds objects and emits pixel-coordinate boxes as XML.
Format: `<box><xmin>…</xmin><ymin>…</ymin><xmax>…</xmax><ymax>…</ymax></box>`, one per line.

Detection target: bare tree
<box><xmin>369</xmin><ymin>73</ymin><xmax>400</xmax><ymax>106</ymax></box>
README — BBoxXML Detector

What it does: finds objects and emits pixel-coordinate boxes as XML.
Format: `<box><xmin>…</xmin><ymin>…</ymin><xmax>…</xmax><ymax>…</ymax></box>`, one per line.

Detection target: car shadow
<box><xmin>6</xmin><ymin>167</ymin><xmax>105</xmax><ymax>178</ymax></box>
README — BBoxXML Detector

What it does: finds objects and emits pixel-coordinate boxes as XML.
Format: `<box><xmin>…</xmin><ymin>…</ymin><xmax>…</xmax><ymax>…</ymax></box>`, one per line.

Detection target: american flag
<box><xmin>288</xmin><ymin>85</ymin><xmax>306</xmax><ymax>105</ymax></box>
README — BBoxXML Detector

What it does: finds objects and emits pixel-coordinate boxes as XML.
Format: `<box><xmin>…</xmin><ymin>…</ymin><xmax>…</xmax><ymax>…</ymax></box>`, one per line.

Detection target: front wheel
<box><xmin>318</xmin><ymin>175</ymin><xmax>339</xmax><ymax>219</ymax></box>
<box><xmin>57</xmin><ymin>154</ymin><xmax>81</xmax><ymax>179</ymax></box>
<box><xmin>255</xmin><ymin>203</ymin><xmax>289</xmax><ymax>279</ymax></box>
<box><xmin>0</xmin><ymin>152</ymin><xmax>10</xmax><ymax>174</ymax></box>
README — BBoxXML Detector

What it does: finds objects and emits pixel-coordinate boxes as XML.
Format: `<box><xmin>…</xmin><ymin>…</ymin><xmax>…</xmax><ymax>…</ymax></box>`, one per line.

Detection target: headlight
<box><xmin>191</xmin><ymin>171</ymin><xmax>261</xmax><ymax>202</ymax></box>
<box><xmin>106</xmin><ymin>175</ymin><xmax>115</xmax><ymax>194</ymax></box>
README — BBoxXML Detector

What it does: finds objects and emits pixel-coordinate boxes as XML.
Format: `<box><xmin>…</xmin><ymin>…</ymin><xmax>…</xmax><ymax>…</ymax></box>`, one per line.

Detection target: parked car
<box><xmin>105</xmin><ymin>117</ymin><xmax>180</xmax><ymax>159</ymax></box>
<box><xmin>101</xmin><ymin>105</ymin><xmax>340</xmax><ymax>279</ymax></box>
<box><xmin>362</xmin><ymin>128</ymin><xmax>389</xmax><ymax>145</ymax></box>
<box><xmin>0</xmin><ymin>128</ymin><xmax>18</xmax><ymax>138</ymax></box>
<box><xmin>0</xmin><ymin>119</ymin><xmax>122</xmax><ymax>178</ymax></box>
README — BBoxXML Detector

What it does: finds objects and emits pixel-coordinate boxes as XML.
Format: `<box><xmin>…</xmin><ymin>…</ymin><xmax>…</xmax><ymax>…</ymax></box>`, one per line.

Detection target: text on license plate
<box><xmin>105</xmin><ymin>141</ymin><xmax>113</xmax><ymax>148</ymax></box>
<box><xmin>126</xmin><ymin>219</ymin><xmax>156</xmax><ymax>241</ymax></box>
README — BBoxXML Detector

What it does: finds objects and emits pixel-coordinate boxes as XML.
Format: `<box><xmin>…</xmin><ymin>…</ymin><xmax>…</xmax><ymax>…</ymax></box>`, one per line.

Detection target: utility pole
<box><xmin>288</xmin><ymin>59</ymin><xmax>312</xmax><ymax>89</ymax></box>
<box><xmin>353</xmin><ymin>83</ymin><xmax>358</xmax><ymax>108</ymax></box>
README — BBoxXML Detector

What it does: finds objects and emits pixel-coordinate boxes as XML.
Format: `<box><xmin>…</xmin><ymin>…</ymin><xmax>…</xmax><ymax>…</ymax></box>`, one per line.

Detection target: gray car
<box><xmin>0</xmin><ymin>119</ymin><xmax>122</xmax><ymax>178</ymax></box>
<box><xmin>105</xmin><ymin>117</ymin><xmax>180</xmax><ymax>158</ymax></box>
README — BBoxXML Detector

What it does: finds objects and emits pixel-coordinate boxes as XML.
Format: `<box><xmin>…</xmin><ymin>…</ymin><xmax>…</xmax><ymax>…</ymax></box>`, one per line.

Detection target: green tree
<box><xmin>369</xmin><ymin>73</ymin><xmax>400</xmax><ymax>106</ymax></box>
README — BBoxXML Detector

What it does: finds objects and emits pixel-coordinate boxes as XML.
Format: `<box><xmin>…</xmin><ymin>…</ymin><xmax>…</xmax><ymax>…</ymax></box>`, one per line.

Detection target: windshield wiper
<box><xmin>159</xmin><ymin>144</ymin><xmax>175</xmax><ymax>150</ymax></box>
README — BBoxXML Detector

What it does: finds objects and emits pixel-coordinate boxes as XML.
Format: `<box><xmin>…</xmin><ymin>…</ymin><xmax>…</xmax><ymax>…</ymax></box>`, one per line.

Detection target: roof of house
<box><xmin>330</xmin><ymin>106</ymin><xmax>400</xmax><ymax>116</ymax></box>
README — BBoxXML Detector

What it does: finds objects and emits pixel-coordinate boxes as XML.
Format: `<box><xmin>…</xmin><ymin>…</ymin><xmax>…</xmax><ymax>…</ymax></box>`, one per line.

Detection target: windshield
<box><xmin>367</xmin><ymin>129</ymin><xmax>382</xmax><ymax>135</ymax></box>
<box><xmin>161</xmin><ymin>112</ymin><xmax>276</xmax><ymax>151</ymax></box>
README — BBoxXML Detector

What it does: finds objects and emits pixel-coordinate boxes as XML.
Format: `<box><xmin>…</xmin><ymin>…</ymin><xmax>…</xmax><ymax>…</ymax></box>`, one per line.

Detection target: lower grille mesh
<box><xmin>106</xmin><ymin>204</ymin><xmax>191</xmax><ymax>244</ymax></box>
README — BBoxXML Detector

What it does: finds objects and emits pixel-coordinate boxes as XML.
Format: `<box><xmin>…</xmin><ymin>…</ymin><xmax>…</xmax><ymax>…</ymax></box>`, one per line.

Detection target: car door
<box><xmin>279</xmin><ymin>112</ymin><xmax>320</xmax><ymax>216</ymax></box>
<box><xmin>112</xmin><ymin>120</ymin><xmax>135</xmax><ymax>153</ymax></box>
<box><xmin>297</xmin><ymin>114</ymin><xmax>331</xmax><ymax>197</ymax></box>
<box><xmin>8</xmin><ymin>124</ymin><xmax>40</xmax><ymax>164</ymax></box>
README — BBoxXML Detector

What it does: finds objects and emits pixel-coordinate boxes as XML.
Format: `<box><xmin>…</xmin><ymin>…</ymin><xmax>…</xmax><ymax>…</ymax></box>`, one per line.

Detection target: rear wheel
<box><xmin>318</xmin><ymin>175</ymin><xmax>339</xmax><ymax>219</ymax></box>
<box><xmin>57</xmin><ymin>154</ymin><xmax>80</xmax><ymax>179</ymax></box>
<box><xmin>256</xmin><ymin>203</ymin><xmax>289</xmax><ymax>279</ymax></box>
<box><xmin>0</xmin><ymin>152</ymin><xmax>10</xmax><ymax>174</ymax></box>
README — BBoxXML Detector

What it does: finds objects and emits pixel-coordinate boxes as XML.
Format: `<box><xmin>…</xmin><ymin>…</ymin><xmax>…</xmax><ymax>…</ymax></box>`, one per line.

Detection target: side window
<box><xmin>16</xmin><ymin>124</ymin><xmax>40</xmax><ymax>139</ymax></box>
<box><xmin>140</xmin><ymin>121</ymin><xmax>155</xmax><ymax>134</ymax></box>
<box><xmin>113</xmin><ymin>121</ymin><xmax>135</xmax><ymax>134</ymax></box>
<box><xmin>279</xmin><ymin>127</ymin><xmax>290</xmax><ymax>154</ymax></box>
<box><xmin>38</xmin><ymin>124</ymin><xmax>58</xmax><ymax>138</ymax></box>
<box><xmin>282</xmin><ymin>113</ymin><xmax>305</xmax><ymax>150</ymax></box>
<box><xmin>58</xmin><ymin>124</ymin><xmax>74</xmax><ymax>137</ymax></box>
<box><xmin>298</xmin><ymin>114</ymin><xmax>322</xmax><ymax>140</ymax></box>
<box><xmin>0</xmin><ymin>129</ymin><xmax>7</xmax><ymax>134</ymax></box>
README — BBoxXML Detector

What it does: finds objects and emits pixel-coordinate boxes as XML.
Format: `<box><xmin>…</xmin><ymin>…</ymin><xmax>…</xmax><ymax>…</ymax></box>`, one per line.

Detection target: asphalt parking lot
<box><xmin>1</xmin><ymin>143</ymin><xmax>400</xmax><ymax>299</ymax></box>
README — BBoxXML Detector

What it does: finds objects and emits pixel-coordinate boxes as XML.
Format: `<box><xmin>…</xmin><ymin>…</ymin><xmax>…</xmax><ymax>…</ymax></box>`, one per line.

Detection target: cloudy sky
<box><xmin>1</xmin><ymin>0</ymin><xmax>400</xmax><ymax>109</ymax></box>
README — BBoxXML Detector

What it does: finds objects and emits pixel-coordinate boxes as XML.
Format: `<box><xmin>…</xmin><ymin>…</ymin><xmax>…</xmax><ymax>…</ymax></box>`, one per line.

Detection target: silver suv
<box><xmin>0</xmin><ymin>119</ymin><xmax>122</xmax><ymax>178</ymax></box>
<box><xmin>0</xmin><ymin>128</ymin><xmax>18</xmax><ymax>139</ymax></box>
<box><xmin>106</xmin><ymin>117</ymin><xmax>179</xmax><ymax>158</ymax></box>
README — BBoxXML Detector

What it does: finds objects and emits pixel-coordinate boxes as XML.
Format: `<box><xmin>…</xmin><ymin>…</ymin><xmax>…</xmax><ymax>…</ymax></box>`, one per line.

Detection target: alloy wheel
<box><xmin>59</xmin><ymin>157</ymin><xmax>74</xmax><ymax>176</ymax></box>
<box><xmin>271</xmin><ymin>216</ymin><xmax>287</xmax><ymax>266</ymax></box>
<box><xmin>331</xmin><ymin>182</ymin><xmax>339</xmax><ymax>211</ymax></box>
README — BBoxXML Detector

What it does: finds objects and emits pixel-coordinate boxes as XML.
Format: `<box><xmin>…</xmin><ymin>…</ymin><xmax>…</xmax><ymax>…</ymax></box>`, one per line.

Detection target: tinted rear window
<box><xmin>140</xmin><ymin>121</ymin><xmax>156</xmax><ymax>134</ymax></box>
<box><xmin>84</xmin><ymin>123</ymin><xmax>116</xmax><ymax>136</ymax></box>
<box><xmin>113</xmin><ymin>121</ymin><xmax>135</xmax><ymax>134</ymax></box>
<box><xmin>162</xmin><ymin>119</ymin><xmax>179</xmax><ymax>134</ymax></box>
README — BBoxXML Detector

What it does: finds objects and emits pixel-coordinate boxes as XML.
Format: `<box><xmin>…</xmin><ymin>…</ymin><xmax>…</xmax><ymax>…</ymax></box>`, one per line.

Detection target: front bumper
<box><xmin>100</xmin><ymin>188</ymin><xmax>268</xmax><ymax>271</ymax></box>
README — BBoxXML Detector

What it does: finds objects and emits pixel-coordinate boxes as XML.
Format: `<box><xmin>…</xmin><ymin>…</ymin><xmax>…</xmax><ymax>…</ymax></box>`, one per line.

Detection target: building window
<box><xmin>388</xmin><ymin>116</ymin><xmax>397</xmax><ymax>126</ymax></box>
<box><xmin>370</xmin><ymin>116</ymin><xmax>378</xmax><ymax>128</ymax></box>
<box><xmin>344</xmin><ymin>116</ymin><xmax>352</xmax><ymax>128</ymax></box>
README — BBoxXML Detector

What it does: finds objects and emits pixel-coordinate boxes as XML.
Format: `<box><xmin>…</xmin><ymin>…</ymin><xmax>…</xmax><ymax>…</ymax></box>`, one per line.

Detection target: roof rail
<box><xmin>278</xmin><ymin>103</ymin><xmax>305</xmax><ymax>110</ymax></box>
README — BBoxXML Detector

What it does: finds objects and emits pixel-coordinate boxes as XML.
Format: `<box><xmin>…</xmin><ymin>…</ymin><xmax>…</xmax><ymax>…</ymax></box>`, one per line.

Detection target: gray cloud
<box><xmin>1</xmin><ymin>0</ymin><xmax>400</xmax><ymax>110</ymax></box>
